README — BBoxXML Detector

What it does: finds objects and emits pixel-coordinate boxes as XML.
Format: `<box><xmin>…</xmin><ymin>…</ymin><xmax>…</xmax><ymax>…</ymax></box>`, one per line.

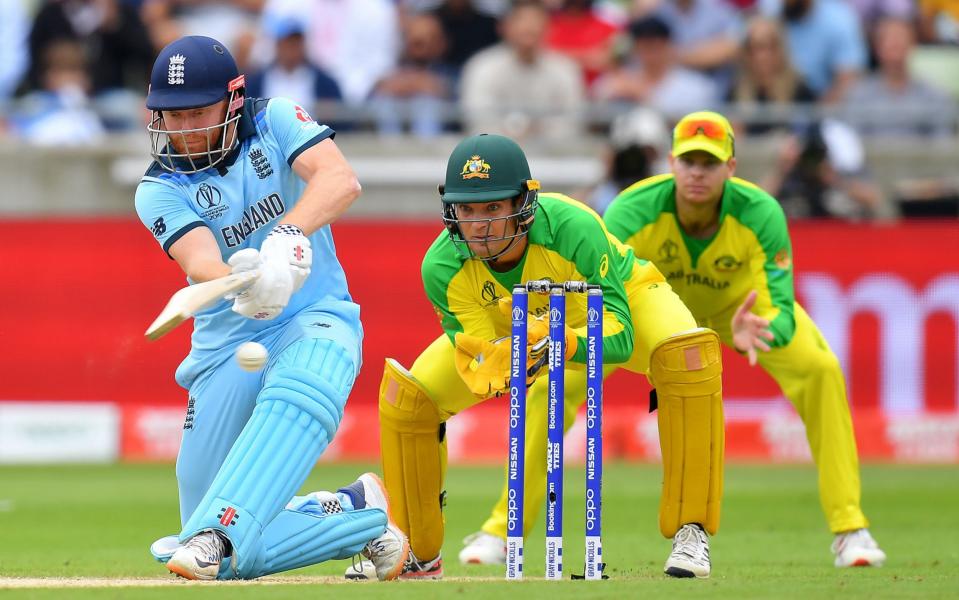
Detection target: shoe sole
<box><xmin>840</xmin><ymin>557</ymin><xmax>884</xmax><ymax>568</ymax></box>
<box><xmin>835</xmin><ymin>550</ymin><xmax>886</xmax><ymax>568</ymax></box>
<box><xmin>359</xmin><ymin>473</ymin><xmax>411</xmax><ymax>581</ymax></box>
<box><xmin>665</xmin><ymin>566</ymin><xmax>709</xmax><ymax>579</ymax></box>
<box><xmin>167</xmin><ymin>559</ymin><xmax>217</xmax><ymax>581</ymax></box>
<box><xmin>399</xmin><ymin>568</ymin><xmax>444</xmax><ymax>580</ymax></box>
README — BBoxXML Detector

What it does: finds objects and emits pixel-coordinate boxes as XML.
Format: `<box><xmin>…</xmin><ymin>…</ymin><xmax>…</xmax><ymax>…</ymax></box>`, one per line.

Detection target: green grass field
<box><xmin>1</xmin><ymin>462</ymin><xmax>957</xmax><ymax>599</ymax></box>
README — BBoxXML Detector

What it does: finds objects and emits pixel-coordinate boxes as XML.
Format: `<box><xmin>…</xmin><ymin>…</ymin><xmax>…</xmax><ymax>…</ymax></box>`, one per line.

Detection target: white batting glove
<box><xmin>227</xmin><ymin>248</ymin><xmax>293</xmax><ymax>320</ymax></box>
<box><xmin>260</xmin><ymin>224</ymin><xmax>312</xmax><ymax>293</ymax></box>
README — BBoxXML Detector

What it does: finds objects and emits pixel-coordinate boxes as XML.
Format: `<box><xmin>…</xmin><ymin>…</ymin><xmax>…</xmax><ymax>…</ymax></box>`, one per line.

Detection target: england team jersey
<box><xmin>135</xmin><ymin>97</ymin><xmax>360</xmax><ymax>386</ymax></box>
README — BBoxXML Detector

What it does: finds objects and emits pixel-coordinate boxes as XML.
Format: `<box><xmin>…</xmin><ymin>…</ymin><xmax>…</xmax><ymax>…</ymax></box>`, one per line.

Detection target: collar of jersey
<box><xmin>216</xmin><ymin>98</ymin><xmax>259</xmax><ymax>171</ymax></box>
<box><xmin>671</xmin><ymin>179</ymin><xmax>731</xmax><ymax>269</ymax></box>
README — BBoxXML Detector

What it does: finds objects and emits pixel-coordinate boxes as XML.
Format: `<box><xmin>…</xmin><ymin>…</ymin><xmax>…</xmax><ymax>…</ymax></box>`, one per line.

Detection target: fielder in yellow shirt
<box><xmin>606</xmin><ymin>111</ymin><xmax>885</xmax><ymax>568</ymax></box>
<box><xmin>374</xmin><ymin>133</ymin><xmax>725</xmax><ymax>579</ymax></box>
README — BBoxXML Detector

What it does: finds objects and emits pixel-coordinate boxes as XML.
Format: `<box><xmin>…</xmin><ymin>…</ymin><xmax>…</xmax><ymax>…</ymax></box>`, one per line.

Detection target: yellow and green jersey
<box><xmin>604</xmin><ymin>174</ymin><xmax>796</xmax><ymax>347</ymax></box>
<box><xmin>422</xmin><ymin>193</ymin><xmax>638</xmax><ymax>364</ymax></box>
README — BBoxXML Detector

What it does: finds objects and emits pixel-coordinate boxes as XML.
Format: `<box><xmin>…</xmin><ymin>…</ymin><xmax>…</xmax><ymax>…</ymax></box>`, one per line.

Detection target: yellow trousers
<box><xmin>707</xmin><ymin>303</ymin><xmax>868</xmax><ymax>533</ymax></box>
<box><xmin>408</xmin><ymin>262</ymin><xmax>700</xmax><ymax>544</ymax></box>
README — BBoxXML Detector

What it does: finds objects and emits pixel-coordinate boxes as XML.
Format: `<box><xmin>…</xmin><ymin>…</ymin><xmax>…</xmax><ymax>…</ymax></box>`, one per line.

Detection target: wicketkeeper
<box><xmin>370</xmin><ymin>133</ymin><xmax>725</xmax><ymax>579</ymax></box>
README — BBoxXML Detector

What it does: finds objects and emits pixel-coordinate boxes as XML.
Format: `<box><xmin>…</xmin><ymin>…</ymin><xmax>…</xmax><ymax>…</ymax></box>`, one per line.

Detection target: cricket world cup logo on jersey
<box><xmin>196</xmin><ymin>183</ymin><xmax>221</xmax><ymax>209</ymax></box>
<box><xmin>195</xmin><ymin>183</ymin><xmax>227</xmax><ymax>220</ymax></box>
<box><xmin>168</xmin><ymin>54</ymin><xmax>186</xmax><ymax>85</ymax></box>
<box><xmin>658</xmin><ymin>239</ymin><xmax>679</xmax><ymax>263</ymax></box>
<box><xmin>481</xmin><ymin>280</ymin><xmax>501</xmax><ymax>306</ymax></box>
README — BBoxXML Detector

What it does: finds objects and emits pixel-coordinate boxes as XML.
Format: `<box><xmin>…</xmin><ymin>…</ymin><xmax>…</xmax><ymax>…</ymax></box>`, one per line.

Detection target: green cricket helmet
<box><xmin>439</xmin><ymin>134</ymin><xmax>540</xmax><ymax>261</ymax></box>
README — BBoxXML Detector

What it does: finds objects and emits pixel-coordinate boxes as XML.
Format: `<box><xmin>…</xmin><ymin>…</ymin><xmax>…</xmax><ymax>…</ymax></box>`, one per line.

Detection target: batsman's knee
<box><xmin>260</xmin><ymin>338</ymin><xmax>357</xmax><ymax>440</ymax></box>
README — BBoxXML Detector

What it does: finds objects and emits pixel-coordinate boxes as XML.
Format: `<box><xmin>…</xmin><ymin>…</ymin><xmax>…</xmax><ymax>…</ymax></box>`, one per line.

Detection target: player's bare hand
<box><xmin>731</xmin><ymin>290</ymin><xmax>774</xmax><ymax>366</ymax></box>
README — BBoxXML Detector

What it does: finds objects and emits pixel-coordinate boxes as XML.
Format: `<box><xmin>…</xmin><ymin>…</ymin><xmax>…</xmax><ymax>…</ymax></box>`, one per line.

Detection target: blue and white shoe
<box><xmin>166</xmin><ymin>530</ymin><xmax>229</xmax><ymax>580</ymax></box>
<box><xmin>353</xmin><ymin>473</ymin><xmax>410</xmax><ymax>581</ymax></box>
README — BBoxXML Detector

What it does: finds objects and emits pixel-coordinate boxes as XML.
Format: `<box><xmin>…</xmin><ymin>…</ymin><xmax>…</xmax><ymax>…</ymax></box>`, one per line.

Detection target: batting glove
<box><xmin>260</xmin><ymin>224</ymin><xmax>312</xmax><ymax>293</ymax></box>
<box><xmin>227</xmin><ymin>248</ymin><xmax>292</xmax><ymax>320</ymax></box>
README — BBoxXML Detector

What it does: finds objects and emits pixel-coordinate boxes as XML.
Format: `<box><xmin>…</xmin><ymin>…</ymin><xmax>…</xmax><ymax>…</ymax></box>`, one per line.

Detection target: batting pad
<box><xmin>240</xmin><ymin>507</ymin><xmax>385</xmax><ymax>578</ymax></box>
<box><xmin>150</xmin><ymin>507</ymin><xmax>386</xmax><ymax>579</ymax></box>
<box><xmin>179</xmin><ymin>338</ymin><xmax>355</xmax><ymax>576</ymax></box>
<box><xmin>378</xmin><ymin>358</ymin><xmax>447</xmax><ymax>560</ymax></box>
<box><xmin>650</xmin><ymin>328</ymin><xmax>724</xmax><ymax>538</ymax></box>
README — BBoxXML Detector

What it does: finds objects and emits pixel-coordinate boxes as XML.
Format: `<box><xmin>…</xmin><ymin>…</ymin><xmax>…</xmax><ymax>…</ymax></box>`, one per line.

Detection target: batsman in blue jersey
<box><xmin>135</xmin><ymin>36</ymin><xmax>409</xmax><ymax>581</ymax></box>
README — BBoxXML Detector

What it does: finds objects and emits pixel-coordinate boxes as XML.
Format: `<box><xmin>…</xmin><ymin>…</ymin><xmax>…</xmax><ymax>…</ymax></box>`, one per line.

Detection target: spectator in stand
<box><xmin>918</xmin><ymin>0</ymin><xmax>959</xmax><ymax>44</ymax></box>
<box><xmin>371</xmin><ymin>12</ymin><xmax>456</xmax><ymax>137</ymax></box>
<box><xmin>843</xmin><ymin>17</ymin><xmax>955</xmax><ymax>139</ymax></box>
<box><xmin>245</xmin><ymin>18</ymin><xmax>342</xmax><ymax>124</ymax></box>
<box><xmin>140</xmin><ymin>0</ymin><xmax>262</xmax><ymax>69</ymax></box>
<box><xmin>10</xmin><ymin>39</ymin><xmax>105</xmax><ymax>145</ymax></box>
<box><xmin>430</xmin><ymin>0</ymin><xmax>502</xmax><ymax>73</ymax></box>
<box><xmin>762</xmin><ymin>119</ymin><xmax>885</xmax><ymax>220</ymax></box>
<box><xmin>650</xmin><ymin>0</ymin><xmax>745</xmax><ymax>95</ymax></box>
<box><xmin>581</xmin><ymin>106</ymin><xmax>670</xmax><ymax>213</ymax></box>
<box><xmin>28</xmin><ymin>0</ymin><xmax>156</xmax><ymax>129</ymax></box>
<box><xmin>545</xmin><ymin>0</ymin><xmax>622</xmax><ymax>86</ymax></box>
<box><xmin>727</xmin><ymin>16</ymin><xmax>816</xmax><ymax>135</ymax></box>
<box><xmin>262</xmin><ymin>0</ymin><xmax>400</xmax><ymax>106</ymax></box>
<box><xmin>762</xmin><ymin>0</ymin><xmax>867</xmax><ymax>104</ymax></box>
<box><xmin>28</xmin><ymin>0</ymin><xmax>156</xmax><ymax>94</ymax></box>
<box><xmin>846</xmin><ymin>0</ymin><xmax>914</xmax><ymax>38</ymax></box>
<box><xmin>593</xmin><ymin>14</ymin><xmax>719</xmax><ymax>119</ymax></box>
<box><xmin>459</xmin><ymin>0</ymin><xmax>585</xmax><ymax>141</ymax></box>
<box><xmin>0</xmin><ymin>0</ymin><xmax>29</xmax><ymax>104</ymax></box>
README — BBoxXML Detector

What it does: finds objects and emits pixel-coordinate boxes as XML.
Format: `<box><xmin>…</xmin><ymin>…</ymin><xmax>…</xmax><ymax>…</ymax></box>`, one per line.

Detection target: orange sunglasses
<box><xmin>676</xmin><ymin>119</ymin><xmax>729</xmax><ymax>141</ymax></box>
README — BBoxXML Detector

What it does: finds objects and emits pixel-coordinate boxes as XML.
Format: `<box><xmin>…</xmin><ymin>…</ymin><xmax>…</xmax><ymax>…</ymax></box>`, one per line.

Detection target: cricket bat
<box><xmin>145</xmin><ymin>270</ymin><xmax>260</xmax><ymax>341</ymax></box>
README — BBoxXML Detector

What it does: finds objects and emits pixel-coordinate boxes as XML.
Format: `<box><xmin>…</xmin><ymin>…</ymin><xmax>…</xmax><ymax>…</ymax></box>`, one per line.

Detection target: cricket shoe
<box><xmin>458</xmin><ymin>531</ymin><xmax>507</xmax><ymax>565</ymax></box>
<box><xmin>344</xmin><ymin>557</ymin><xmax>377</xmax><ymax>580</ymax></box>
<box><xmin>400</xmin><ymin>551</ymin><xmax>444</xmax><ymax>579</ymax></box>
<box><xmin>344</xmin><ymin>549</ymin><xmax>444</xmax><ymax>580</ymax></box>
<box><xmin>166</xmin><ymin>530</ymin><xmax>229</xmax><ymax>580</ymax></box>
<box><xmin>664</xmin><ymin>523</ymin><xmax>711</xmax><ymax>579</ymax></box>
<box><xmin>355</xmin><ymin>472</ymin><xmax>411</xmax><ymax>581</ymax></box>
<box><xmin>832</xmin><ymin>528</ymin><xmax>886</xmax><ymax>567</ymax></box>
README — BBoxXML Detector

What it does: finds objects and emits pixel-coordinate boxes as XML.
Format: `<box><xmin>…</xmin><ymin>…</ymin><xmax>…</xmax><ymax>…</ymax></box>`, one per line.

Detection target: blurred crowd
<box><xmin>1</xmin><ymin>0</ymin><xmax>959</xmax><ymax>219</ymax></box>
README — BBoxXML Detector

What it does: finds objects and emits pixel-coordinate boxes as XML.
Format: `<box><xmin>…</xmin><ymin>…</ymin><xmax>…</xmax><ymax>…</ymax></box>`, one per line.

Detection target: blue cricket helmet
<box><xmin>145</xmin><ymin>36</ymin><xmax>247</xmax><ymax>173</ymax></box>
<box><xmin>147</xmin><ymin>36</ymin><xmax>241</xmax><ymax>111</ymax></box>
